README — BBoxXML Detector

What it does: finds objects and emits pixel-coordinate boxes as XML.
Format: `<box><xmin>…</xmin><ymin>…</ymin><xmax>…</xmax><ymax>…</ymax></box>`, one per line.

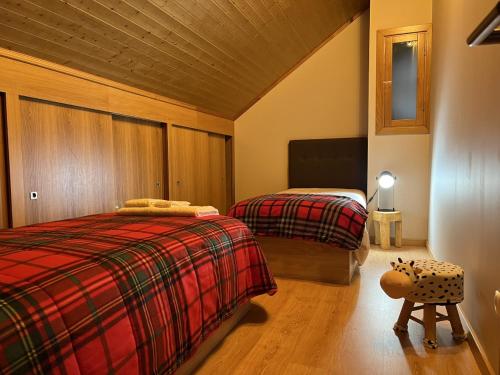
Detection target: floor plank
<box><xmin>195</xmin><ymin>246</ymin><xmax>481</xmax><ymax>375</ymax></box>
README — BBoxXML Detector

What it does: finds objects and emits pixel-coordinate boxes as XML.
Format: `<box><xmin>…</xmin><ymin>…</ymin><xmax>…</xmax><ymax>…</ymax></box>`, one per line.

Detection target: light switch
<box><xmin>30</xmin><ymin>192</ymin><xmax>38</xmax><ymax>200</ymax></box>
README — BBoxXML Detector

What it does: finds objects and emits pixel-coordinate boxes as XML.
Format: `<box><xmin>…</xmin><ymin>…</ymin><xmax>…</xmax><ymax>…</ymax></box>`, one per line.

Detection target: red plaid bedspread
<box><xmin>228</xmin><ymin>194</ymin><xmax>368</xmax><ymax>250</ymax></box>
<box><xmin>0</xmin><ymin>214</ymin><xmax>276</xmax><ymax>374</ymax></box>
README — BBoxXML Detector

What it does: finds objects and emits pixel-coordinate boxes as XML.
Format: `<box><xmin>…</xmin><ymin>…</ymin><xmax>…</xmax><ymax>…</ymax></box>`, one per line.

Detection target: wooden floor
<box><xmin>194</xmin><ymin>246</ymin><xmax>481</xmax><ymax>375</ymax></box>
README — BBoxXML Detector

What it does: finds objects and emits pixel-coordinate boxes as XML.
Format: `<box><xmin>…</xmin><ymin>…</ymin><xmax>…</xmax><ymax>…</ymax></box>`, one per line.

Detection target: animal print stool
<box><xmin>380</xmin><ymin>258</ymin><xmax>466</xmax><ymax>348</ymax></box>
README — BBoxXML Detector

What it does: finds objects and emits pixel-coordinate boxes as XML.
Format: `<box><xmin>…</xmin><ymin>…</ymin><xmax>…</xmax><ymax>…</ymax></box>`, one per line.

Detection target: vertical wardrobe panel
<box><xmin>19</xmin><ymin>98</ymin><xmax>115</xmax><ymax>225</ymax></box>
<box><xmin>112</xmin><ymin>116</ymin><xmax>165</xmax><ymax>206</ymax></box>
<box><xmin>169</xmin><ymin>125</ymin><xmax>231</xmax><ymax>213</ymax></box>
<box><xmin>208</xmin><ymin>133</ymin><xmax>227</xmax><ymax>213</ymax></box>
<box><xmin>169</xmin><ymin>125</ymin><xmax>210</xmax><ymax>206</ymax></box>
<box><xmin>0</xmin><ymin>95</ymin><xmax>8</xmax><ymax>228</ymax></box>
<box><xmin>225</xmin><ymin>137</ymin><xmax>234</xmax><ymax>211</ymax></box>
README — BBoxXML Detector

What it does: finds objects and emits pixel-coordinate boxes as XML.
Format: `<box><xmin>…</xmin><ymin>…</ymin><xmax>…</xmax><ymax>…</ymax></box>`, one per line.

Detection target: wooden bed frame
<box><xmin>256</xmin><ymin>236</ymin><xmax>358</xmax><ymax>285</ymax></box>
<box><xmin>256</xmin><ymin>137</ymin><xmax>368</xmax><ymax>285</ymax></box>
<box><xmin>176</xmin><ymin>302</ymin><xmax>250</xmax><ymax>374</ymax></box>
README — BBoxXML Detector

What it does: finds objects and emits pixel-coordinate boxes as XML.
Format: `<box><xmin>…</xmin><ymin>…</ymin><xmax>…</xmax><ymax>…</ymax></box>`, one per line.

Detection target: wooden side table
<box><xmin>372</xmin><ymin>210</ymin><xmax>402</xmax><ymax>250</ymax></box>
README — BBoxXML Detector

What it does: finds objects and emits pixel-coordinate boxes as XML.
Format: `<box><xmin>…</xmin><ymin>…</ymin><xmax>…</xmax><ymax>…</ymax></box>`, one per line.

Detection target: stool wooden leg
<box><xmin>423</xmin><ymin>304</ymin><xmax>438</xmax><ymax>348</ymax></box>
<box><xmin>380</xmin><ymin>222</ymin><xmax>390</xmax><ymax>250</ymax></box>
<box><xmin>446</xmin><ymin>304</ymin><xmax>467</xmax><ymax>341</ymax></box>
<box><xmin>393</xmin><ymin>299</ymin><xmax>414</xmax><ymax>334</ymax></box>
<box><xmin>395</xmin><ymin>221</ymin><xmax>402</xmax><ymax>248</ymax></box>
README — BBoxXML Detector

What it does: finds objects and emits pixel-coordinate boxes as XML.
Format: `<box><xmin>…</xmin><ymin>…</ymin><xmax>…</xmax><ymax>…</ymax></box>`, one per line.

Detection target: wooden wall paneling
<box><xmin>0</xmin><ymin>50</ymin><xmax>234</xmax><ymax>136</ymax></box>
<box><xmin>14</xmin><ymin>0</ymin><xmax>260</xmax><ymax>94</ymax></box>
<box><xmin>0</xmin><ymin>0</ymin><xmax>241</xmax><ymax>114</ymax></box>
<box><xmin>0</xmin><ymin>13</ymin><xmax>237</xmax><ymax>117</ymax></box>
<box><xmin>18</xmin><ymin>98</ymin><xmax>115</xmax><ymax>226</ymax></box>
<box><xmin>112</xmin><ymin>115</ymin><xmax>165</xmax><ymax>207</ymax></box>
<box><xmin>208</xmin><ymin>133</ymin><xmax>227</xmax><ymax>213</ymax></box>
<box><xmin>0</xmin><ymin>23</ymin><xmax>196</xmax><ymax>106</ymax></box>
<box><xmin>0</xmin><ymin>94</ymin><xmax>9</xmax><ymax>228</ymax></box>
<box><xmin>108</xmin><ymin>89</ymin><xmax>233</xmax><ymax>136</ymax></box>
<box><xmin>0</xmin><ymin>55</ymin><xmax>109</xmax><ymax>115</ymax></box>
<box><xmin>0</xmin><ymin>1</ymin><xmax>369</xmax><ymax>118</ymax></box>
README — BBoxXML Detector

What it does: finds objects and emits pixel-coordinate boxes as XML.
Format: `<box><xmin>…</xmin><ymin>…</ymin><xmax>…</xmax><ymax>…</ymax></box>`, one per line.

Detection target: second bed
<box><xmin>229</xmin><ymin>137</ymin><xmax>370</xmax><ymax>284</ymax></box>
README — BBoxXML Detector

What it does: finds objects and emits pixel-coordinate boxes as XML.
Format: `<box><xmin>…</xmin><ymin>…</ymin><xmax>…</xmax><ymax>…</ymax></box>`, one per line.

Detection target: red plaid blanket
<box><xmin>228</xmin><ymin>194</ymin><xmax>368</xmax><ymax>250</ymax></box>
<box><xmin>0</xmin><ymin>214</ymin><xmax>276</xmax><ymax>374</ymax></box>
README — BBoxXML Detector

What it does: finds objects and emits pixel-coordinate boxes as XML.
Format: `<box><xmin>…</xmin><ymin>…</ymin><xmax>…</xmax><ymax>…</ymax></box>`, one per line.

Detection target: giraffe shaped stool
<box><xmin>380</xmin><ymin>258</ymin><xmax>466</xmax><ymax>348</ymax></box>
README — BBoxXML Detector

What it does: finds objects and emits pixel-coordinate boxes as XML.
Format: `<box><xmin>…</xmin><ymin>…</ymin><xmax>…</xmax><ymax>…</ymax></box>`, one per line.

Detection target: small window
<box><xmin>376</xmin><ymin>24</ymin><xmax>432</xmax><ymax>135</ymax></box>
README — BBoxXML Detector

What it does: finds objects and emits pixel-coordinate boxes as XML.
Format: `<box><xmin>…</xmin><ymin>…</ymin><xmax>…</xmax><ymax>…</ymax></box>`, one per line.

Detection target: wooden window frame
<box><xmin>376</xmin><ymin>24</ymin><xmax>432</xmax><ymax>135</ymax></box>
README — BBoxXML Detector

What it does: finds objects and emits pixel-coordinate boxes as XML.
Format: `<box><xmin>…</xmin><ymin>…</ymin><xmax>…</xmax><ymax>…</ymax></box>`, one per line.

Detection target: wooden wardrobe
<box><xmin>15</xmin><ymin>98</ymin><xmax>169</xmax><ymax>226</ymax></box>
<box><xmin>0</xmin><ymin>49</ymin><xmax>234</xmax><ymax>228</ymax></box>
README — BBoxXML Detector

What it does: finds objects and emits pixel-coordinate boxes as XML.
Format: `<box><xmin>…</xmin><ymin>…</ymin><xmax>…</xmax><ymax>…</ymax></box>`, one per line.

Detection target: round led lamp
<box><xmin>378</xmin><ymin>171</ymin><xmax>396</xmax><ymax>189</ymax></box>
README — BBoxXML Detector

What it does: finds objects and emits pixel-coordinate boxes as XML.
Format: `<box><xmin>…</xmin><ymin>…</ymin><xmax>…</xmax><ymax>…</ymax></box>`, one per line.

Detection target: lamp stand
<box><xmin>377</xmin><ymin>183</ymin><xmax>395</xmax><ymax>212</ymax></box>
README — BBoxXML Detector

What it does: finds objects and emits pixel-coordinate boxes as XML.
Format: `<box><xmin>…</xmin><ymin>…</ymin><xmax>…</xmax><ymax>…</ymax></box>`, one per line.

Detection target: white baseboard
<box><xmin>457</xmin><ymin>305</ymin><xmax>496</xmax><ymax>375</ymax></box>
<box><xmin>427</xmin><ymin>243</ymin><xmax>496</xmax><ymax>374</ymax></box>
<box><xmin>369</xmin><ymin>236</ymin><xmax>427</xmax><ymax>247</ymax></box>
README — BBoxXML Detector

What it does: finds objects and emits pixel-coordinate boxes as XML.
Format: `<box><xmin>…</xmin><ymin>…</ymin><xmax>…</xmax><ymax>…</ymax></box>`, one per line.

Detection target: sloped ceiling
<box><xmin>0</xmin><ymin>0</ymin><xmax>369</xmax><ymax>119</ymax></box>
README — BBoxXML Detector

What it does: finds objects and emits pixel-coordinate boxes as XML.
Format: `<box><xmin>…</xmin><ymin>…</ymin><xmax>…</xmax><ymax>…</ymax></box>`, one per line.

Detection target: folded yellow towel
<box><xmin>124</xmin><ymin>199</ymin><xmax>191</xmax><ymax>208</ymax></box>
<box><xmin>117</xmin><ymin>206</ymin><xmax>219</xmax><ymax>217</ymax></box>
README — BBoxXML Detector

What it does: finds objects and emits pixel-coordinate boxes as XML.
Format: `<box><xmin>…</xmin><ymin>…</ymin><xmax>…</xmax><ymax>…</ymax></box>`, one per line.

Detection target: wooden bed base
<box><xmin>176</xmin><ymin>302</ymin><xmax>251</xmax><ymax>375</ymax></box>
<box><xmin>255</xmin><ymin>236</ymin><xmax>358</xmax><ymax>285</ymax></box>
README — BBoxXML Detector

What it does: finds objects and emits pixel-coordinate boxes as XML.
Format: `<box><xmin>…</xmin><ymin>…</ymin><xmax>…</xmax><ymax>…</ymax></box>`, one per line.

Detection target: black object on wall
<box><xmin>288</xmin><ymin>137</ymin><xmax>368</xmax><ymax>194</ymax></box>
<box><xmin>467</xmin><ymin>1</ymin><xmax>500</xmax><ymax>46</ymax></box>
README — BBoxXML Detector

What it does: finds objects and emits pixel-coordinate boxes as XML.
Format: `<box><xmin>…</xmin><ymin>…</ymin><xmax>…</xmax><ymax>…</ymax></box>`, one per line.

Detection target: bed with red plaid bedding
<box><xmin>228</xmin><ymin>194</ymin><xmax>368</xmax><ymax>250</ymax></box>
<box><xmin>0</xmin><ymin>213</ymin><xmax>276</xmax><ymax>375</ymax></box>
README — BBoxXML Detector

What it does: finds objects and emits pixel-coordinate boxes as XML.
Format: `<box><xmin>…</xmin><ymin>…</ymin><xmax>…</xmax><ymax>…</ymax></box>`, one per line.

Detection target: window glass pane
<box><xmin>392</xmin><ymin>40</ymin><xmax>418</xmax><ymax>120</ymax></box>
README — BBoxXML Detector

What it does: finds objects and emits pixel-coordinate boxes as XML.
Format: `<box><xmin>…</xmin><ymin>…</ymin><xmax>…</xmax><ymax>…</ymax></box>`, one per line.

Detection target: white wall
<box><xmin>235</xmin><ymin>12</ymin><xmax>369</xmax><ymax>201</ymax></box>
<box><xmin>429</xmin><ymin>0</ymin><xmax>500</xmax><ymax>372</ymax></box>
<box><xmin>367</xmin><ymin>0</ymin><xmax>432</xmax><ymax>241</ymax></box>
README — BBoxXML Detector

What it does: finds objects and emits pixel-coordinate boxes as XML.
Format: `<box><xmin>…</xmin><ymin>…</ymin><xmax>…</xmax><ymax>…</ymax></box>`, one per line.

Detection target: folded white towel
<box><xmin>124</xmin><ymin>199</ymin><xmax>191</xmax><ymax>208</ymax></box>
<box><xmin>117</xmin><ymin>206</ymin><xmax>219</xmax><ymax>217</ymax></box>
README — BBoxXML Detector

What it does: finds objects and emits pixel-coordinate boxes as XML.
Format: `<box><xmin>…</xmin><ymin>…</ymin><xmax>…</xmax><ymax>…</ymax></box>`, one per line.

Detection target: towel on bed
<box><xmin>124</xmin><ymin>198</ymin><xmax>191</xmax><ymax>208</ymax></box>
<box><xmin>118</xmin><ymin>206</ymin><xmax>219</xmax><ymax>217</ymax></box>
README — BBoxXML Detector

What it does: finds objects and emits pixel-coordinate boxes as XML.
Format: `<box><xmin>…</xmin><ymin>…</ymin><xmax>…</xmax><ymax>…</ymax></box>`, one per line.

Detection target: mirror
<box><xmin>392</xmin><ymin>41</ymin><xmax>418</xmax><ymax>120</ymax></box>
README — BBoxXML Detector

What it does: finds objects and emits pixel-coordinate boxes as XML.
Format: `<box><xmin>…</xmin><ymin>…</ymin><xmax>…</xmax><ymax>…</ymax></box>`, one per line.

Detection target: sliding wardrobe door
<box><xmin>208</xmin><ymin>133</ymin><xmax>227</xmax><ymax>213</ymax></box>
<box><xmin>19</xmin><ymin>97</ymin><xmax>115</xmax><ymax>225</ymax></box>
<box><xmin>169</xmin><ymin>125</ymin><xmax>231</xmax><ymax>212</ymax></box>
<box><xmin>112</xmin><ymin>116</ymin><xmax>165</xmax><ymax>207</ymax></box>
<box><xmin>0</xmin><ymin>94</ymin><xmax>8</xmax><ymax>228</ymax></box>
<box><xmin>169</xmin><ymin>125</ymin><xmax>210</xmax><ymax>206</ymax></box>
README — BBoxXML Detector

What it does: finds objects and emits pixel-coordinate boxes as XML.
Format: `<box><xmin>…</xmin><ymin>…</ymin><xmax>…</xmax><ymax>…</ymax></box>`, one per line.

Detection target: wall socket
<box><xmin>30</xmin><ymin>192</ymin><xmax>38</xmax><ymax>200</ymax></box>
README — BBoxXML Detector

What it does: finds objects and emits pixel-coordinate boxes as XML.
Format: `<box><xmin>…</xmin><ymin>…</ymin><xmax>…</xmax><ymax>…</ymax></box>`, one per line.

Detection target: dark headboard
<box><xmin>288</xmin><ymin>137</ymin><xmax>368</xmax><ymax>193</ymax></box>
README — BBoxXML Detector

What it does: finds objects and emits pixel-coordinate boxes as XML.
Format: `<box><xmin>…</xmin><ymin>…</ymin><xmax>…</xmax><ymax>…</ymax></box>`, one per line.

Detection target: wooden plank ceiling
<box><xmin>0</xmin><ymin>0</ymin><xmax>369</xmax><ymax>119</ymax></box>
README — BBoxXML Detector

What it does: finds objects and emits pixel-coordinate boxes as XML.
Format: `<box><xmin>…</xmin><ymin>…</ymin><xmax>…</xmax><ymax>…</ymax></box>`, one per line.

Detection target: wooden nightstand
<box><xmin>372</xmin><ymin>210</ymin><xmax>402</xmax><ymax>250</ymax></box>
